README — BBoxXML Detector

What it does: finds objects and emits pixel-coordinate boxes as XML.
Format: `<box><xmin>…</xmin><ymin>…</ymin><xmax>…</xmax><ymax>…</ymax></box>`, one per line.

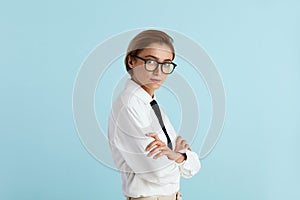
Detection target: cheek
<box><xmin>133</xmin><ymin>66</ymin><xmax>146</xmax><ymax>76</ymax></box>
<box><xmin>133</xmin><ymin>66</ymin><xmax>151</xmax><ymax>79</ymax></box>
<box><xmin>161</xmin><ymin>74</ymin><xmax>168</xmax><ymax>82</ymax></box>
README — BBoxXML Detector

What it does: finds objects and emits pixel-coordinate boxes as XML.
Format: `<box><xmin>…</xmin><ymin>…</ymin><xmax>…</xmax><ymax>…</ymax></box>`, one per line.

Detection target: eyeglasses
<box><xmin>132</xmin><ymin>55</ymin><xmax>177</xmax><ymax>74</ymax></box>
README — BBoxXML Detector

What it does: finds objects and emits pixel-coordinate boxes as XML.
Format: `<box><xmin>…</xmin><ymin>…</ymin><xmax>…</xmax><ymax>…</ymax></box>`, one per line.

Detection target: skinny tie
<box><xmin>150</xmin><ymin>100</ymin><xmax>173</xmax><ymax>150</ymax></box>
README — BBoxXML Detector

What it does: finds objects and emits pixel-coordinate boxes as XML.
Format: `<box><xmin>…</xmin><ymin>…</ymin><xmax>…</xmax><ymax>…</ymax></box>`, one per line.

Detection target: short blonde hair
<box><xmin>124</xmin><ymin>30</ymin><xmax>175</xmax><ymax>75</ymax></box>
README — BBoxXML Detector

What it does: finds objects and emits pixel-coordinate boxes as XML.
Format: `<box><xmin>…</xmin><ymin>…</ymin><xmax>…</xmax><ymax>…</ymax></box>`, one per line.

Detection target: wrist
<box><xmin>175</xmin><ymin>153</ymin><xmax>187</xmax><ymax>163</ymax></box>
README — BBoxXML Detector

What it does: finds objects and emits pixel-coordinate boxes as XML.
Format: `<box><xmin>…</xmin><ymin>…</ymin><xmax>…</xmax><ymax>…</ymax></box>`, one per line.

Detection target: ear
<box><xmin>127</xmin><ymin>56</ymin><xmax>137</xmax><ymax>69</ymax></box>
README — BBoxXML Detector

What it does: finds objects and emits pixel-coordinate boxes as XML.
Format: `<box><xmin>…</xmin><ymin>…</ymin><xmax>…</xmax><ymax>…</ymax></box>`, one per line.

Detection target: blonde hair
<box><xmin>124</xmin><ymin>30</ymin><xmax>175</xmax><ymax>75</ymax></box>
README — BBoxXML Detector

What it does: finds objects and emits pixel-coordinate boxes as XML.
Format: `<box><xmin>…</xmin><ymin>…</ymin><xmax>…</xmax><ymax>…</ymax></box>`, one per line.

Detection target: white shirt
<box><xmin>108</xmin><ymin>79</ymin><xmax>201</xmax><ymax>198</ymax></box>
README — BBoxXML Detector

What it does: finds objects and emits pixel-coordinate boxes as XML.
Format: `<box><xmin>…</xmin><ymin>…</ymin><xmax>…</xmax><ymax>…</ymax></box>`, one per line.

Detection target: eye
<box><xmin>146</xmin><ymin>60</ymin><xmax>157</xmax><ymax>65</ymax></box>
<box><xmin>163</xmin><ymin>63</ymin><xmax>172</xmax><ymax>67</ymax></box>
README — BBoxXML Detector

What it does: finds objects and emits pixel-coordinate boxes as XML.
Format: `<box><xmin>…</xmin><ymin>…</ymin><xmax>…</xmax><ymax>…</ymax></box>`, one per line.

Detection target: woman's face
<box><xmin>128</xmin><ymin>43</ymin><xmax>174</xmax><ymax>97</ymax></box>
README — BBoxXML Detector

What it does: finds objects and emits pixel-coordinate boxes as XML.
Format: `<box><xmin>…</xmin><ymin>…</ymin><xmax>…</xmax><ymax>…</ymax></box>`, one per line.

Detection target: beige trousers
<box><xmin>126</xmin><ymin>191</ymin><xmax>182</xmax><ymax>200</ymax></box>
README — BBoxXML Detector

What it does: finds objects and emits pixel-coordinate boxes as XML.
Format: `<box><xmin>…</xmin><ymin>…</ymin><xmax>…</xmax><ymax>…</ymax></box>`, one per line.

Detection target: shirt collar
<box><xmin>125</xmin><ymin>79</ymin><xmax>155</xmax><ymax>105</ymax></box>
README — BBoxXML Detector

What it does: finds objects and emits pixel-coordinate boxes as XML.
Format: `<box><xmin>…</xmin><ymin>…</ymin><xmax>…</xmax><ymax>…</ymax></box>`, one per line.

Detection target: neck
<box><xmin>130</xmin><ymin>78</ymin><xmax>154</xmax><ymax>98</ymax></box>
<box><xmin>141</xmin><ymin>85</ymin><xmax>154</xmax><ymax>98</ymax></box>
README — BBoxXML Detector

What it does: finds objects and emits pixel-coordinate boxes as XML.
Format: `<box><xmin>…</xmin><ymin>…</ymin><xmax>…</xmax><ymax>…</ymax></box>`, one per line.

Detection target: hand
<box><xmin>174</xmin><ymin>136</ymin><xmax>191</xmax><ymax>152</ymax></box>
<box><xmin>145</xmin><ymin>133</ymin><xmax>186</xmax><ymax>163</ymax></box>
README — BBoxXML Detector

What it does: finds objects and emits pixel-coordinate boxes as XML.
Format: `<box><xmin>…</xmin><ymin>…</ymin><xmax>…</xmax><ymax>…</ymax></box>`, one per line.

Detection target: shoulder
<box><xmin>111</xmin><ymin>90</ymin><xmax>152</xmax><ymax>128</ymax></box>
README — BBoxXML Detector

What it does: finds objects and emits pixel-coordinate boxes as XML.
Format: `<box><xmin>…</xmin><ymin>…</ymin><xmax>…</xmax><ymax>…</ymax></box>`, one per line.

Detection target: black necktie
<box><xmin>150</xmin><ymin>100</ymin><xmax>173</xmax><ymax>150</ymax></box>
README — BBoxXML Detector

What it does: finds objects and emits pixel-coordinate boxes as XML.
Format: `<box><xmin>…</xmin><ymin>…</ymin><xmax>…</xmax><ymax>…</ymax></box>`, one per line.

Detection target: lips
<box><xmin>150</xmin><ymin>78</ymin><xmax>162</xmax><ymax>83</ymax></box>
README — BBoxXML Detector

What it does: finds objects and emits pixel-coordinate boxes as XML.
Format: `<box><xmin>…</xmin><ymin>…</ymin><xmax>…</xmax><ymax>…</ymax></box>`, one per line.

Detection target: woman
<box><xmin>108</xmin><ymin>29</ymin><xmax>201</xmax><ymax>200</ymax></box>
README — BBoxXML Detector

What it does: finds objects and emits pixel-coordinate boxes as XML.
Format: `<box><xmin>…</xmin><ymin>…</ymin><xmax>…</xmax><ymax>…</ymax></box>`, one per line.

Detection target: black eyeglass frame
<box><xmin>131</xmin><ymin>55</ymin><xmax>177</xmax><ymax>74</ymax></box>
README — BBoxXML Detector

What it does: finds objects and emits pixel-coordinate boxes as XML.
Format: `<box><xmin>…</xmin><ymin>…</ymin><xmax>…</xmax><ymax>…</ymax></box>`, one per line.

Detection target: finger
<box><xmin>145</xmin><ymin>140</ymin><xmax>164</xmax><ymax>151</ymax></box>
<box><xmin>153</xmin><ymin>148</ymin><xmax>178</xmax><ymax>160</ymax></box>
<box><xmin>180</xmin><ymin>140</ymin><xmax>187</xmax><ymax>145</ymax></box>
<box><xmin>145</xmin><ymin>132</ymin><xmax>160</xmax><ymax>141</ymax></box>
<box><xmin>176</xmin><ymin>136</ymin><xmax>182</xmax><ymax>144</ymax></box>
<box><xmin>147</xmin><ymin>146</ymin><xmax>164</xmax><ymax>157</ymax></box>
<box><xmin>145</xmin><ymin>140</ymin><xmax>160</xmax><ymax>151</ymax></box>
<box><xmin>145</xmin><ymin>132</ymin><xmax>158</xmax><ymax>138</ymax></box>
<box><xmin>153</xmin><ymin>149</ymin><xmax>168</xmax><ymax>159</ymax></box>
<box><xmin>184</xmin><ymin>144</ymin><xmax>190</xmax><ymax>149</ymax></box>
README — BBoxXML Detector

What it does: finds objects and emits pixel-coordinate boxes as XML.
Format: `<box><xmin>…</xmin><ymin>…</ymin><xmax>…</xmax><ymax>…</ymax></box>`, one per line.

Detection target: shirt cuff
<box><xmin>177</xmin><ymin>150</ymin><xmax>201</xmax><ymax>178</ymax></box>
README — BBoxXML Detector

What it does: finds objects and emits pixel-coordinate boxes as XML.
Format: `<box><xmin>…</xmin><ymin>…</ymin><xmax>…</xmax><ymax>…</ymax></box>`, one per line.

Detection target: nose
<box><xmin>153</xmin><ymin>64</ymin><xmax>162</xmax><ymax>75</ymax></box>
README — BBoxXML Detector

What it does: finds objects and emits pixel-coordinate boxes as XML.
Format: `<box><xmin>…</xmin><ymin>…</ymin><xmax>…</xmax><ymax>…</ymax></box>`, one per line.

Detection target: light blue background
<box><xmin>1</xmin><ymin>0</ymin><xmax>300</xmax><ymax>199</ymax></box>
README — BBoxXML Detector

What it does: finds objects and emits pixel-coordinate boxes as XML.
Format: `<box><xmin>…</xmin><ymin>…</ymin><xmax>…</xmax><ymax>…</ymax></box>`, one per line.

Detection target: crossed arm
<box><xmin>145</xmin><ymin>133</ymin><xmax>191</xmax><ymax>163</ymax></box>
<box><xmin>111</xmin><ymin>105</ymin><xmax>201</xmax><ymax>181</ymax></box>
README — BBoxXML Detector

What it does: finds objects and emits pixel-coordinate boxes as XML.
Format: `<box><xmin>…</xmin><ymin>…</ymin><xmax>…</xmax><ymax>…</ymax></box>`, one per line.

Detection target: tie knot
<box><xmin>150</xmin><ymin>100</ymin><xmax>158</xmax><ymax>107</ymax></box>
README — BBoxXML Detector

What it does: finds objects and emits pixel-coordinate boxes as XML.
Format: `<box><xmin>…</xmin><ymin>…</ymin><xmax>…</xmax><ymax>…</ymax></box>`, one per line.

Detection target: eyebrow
<box><xmin>143</xmin><ymin>55</ymin><xmax>172</xmax><ymax>62</ymax></box>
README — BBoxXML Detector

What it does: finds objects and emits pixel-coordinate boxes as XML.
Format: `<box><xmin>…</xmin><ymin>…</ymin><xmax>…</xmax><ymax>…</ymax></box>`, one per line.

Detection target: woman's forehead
<box><xmin>138</xmin><ymin>43</ymin><xmax>173</xmax><ymax>60</ymax></box>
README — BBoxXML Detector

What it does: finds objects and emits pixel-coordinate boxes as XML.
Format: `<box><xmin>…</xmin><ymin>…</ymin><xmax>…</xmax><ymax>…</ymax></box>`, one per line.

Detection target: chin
<box><xmin>150</xmin><ymin>83</ymin><xmax>162</xmax><ymax>90</ymax></box>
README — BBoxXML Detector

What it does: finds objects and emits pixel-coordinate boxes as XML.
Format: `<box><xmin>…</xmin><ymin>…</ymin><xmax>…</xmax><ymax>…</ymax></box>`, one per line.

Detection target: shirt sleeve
<box><xmin>158</xmin><ymin>111</ymin><xmax>201</xmax><ymax>178</ymax></box>
<box><xmin>110</xmin><ymin>103</ymin><xmax>180</xmax><ymax>185</ymax></box>
<box><xmin>161</xmin><ymin>111</ymin><xmax>201</xmax><ymax>178</ymax></box>
<box><xmin>176</xmin><ymin>150</ymin><xmax>201</xmax><ymax>178</ymax></box>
